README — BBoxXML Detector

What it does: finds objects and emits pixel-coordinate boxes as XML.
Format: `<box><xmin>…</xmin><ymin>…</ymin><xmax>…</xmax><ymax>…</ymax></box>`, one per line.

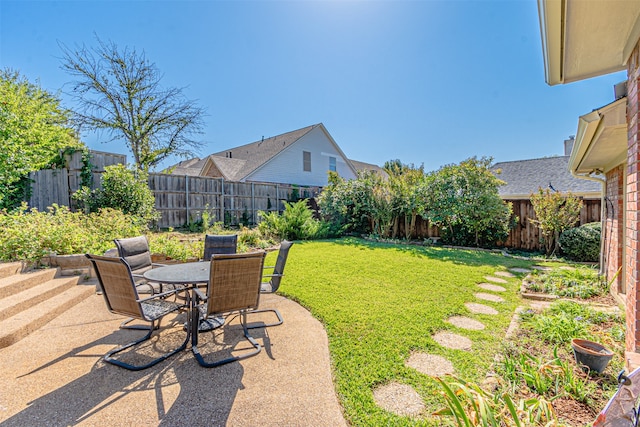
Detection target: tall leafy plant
<box><xmin>424</xmin><ymin>157</ymin><xmax>513</xmax><ymax>247</ymax></box>
<box><xmin>0</xmin><ymin>69</ymin><xmax>81</xmax><ymax>209</ymax></box>
<box><xmin>73</xmin><ymin>164</ymin><xmax>159</xmax><ymax>227</ymax></box>
<box><xmin>530</xmin><ymin>188</ymin><xmax>582</xmax><ymax>256</ymax></box>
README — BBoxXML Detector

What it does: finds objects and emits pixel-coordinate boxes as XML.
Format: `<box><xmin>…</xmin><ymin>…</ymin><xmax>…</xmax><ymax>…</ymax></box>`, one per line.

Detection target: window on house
<box><xmin>329</xmin><ymin>156</ymin><xmax>336</xmax><ymax>172</ymax></box>
<box><xmin>303</xmin><ymin>151</ymin><xmax>311</xmax><ymax>172</ymax></box>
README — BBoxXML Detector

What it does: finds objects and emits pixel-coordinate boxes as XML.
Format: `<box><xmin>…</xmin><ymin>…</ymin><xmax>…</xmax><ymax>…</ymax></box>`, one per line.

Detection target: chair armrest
<box><xmin>263</xmin><ymin>265</ymin><xmax>275</xmax><ymax>270</ymax></box>
<box><xmin>137</xmin><ymin>287</ymin><xmax>188</xmax><ymax>303</ymax></box>
<box><xmin>134</xmin><ymin>282</ymin><xmax>156</xmax><ymax>295</ymax></box>
<box><xmin>263</xmin><ymin>273</ymin><xmax>283</xmax><ymax>279</ymax></box>
<box><xmin>193</xmin><ymin>287</ymin><xmax>207</xmax><ymax>301</ymax></box>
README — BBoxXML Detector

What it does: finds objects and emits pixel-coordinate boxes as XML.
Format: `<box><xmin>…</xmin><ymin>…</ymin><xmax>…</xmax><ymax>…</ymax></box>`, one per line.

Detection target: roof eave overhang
<box><xmin>571</xmin><ymin>97</ymin><xmax>627</xmax><ymax>175</ymax></box>
<box><xmin>538</xmin><ymin>0</ymin><xmax>640</xmax><ymax>85</ymax></box>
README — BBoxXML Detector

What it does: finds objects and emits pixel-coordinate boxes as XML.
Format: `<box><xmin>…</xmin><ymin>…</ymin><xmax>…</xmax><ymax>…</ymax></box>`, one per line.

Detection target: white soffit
<box><xmin>571</xmin><ymin>97</ymin><xmax>627</xmax><ymax>174</ymax></box>
<box><xmin>539</xmin><ymin>0</ymin><xmax>640</xmax><ymax>85</ymax></box>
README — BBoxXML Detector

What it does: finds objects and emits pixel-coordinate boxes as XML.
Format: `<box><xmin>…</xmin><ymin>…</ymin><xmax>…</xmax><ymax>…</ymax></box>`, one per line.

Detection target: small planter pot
<box><xmin>571</xmin><ymin>338</ymin><xmax>614</xmax><ymax>373</ymax></box>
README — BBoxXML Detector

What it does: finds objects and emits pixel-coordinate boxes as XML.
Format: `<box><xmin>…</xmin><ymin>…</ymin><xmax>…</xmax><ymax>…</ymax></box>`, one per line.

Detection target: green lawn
<box><xmin>275</xmin><ymin>237</ymin><xmax>535</xmax><ymax>426</ymax></box>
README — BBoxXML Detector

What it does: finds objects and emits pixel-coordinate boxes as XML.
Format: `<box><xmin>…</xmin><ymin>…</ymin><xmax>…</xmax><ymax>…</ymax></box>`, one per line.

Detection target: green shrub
<box><xmin>258</xmin><ymin>199</ymin><xmax>332</xmax><ymax>240</ymax></box>
<box><xmin>0</xmin><ymin>203</ymin><xmax>145</xmax><ymax>264</ymax></box>
<box><xmin>559</xmin><ymin>222</ymin><xmax>601</xmax><ymax>262</ymax></box>
<box><xmin>73</xmin><ymin>164</ymin><xmax>159</xmax><ymax>226</ymax></box>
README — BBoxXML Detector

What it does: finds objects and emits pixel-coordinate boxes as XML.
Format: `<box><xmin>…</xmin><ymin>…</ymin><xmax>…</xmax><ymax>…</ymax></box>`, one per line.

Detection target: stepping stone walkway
<box><xmin>465</xmin><ymin>302</ymin><xmax>499</xmax><ymax>315</ymax></box>
<box><xmin>531</xmin><ymin>265</ymin><xmax>552</xmax><ymax>271</ymax></box>
<box><xmin>509</xmin><ymin>268</ymin><xmax>532</xmax><ymax>274</ymax></box>
<box><xmin>478</xmin><ymin>283</ymin><xmax>506</xmax><ymax>292</ymax></box>
<box><xmin>406</xmin><ymin>352</ymin><xmax>455</xmax><ymax>377</ymax></box>
<box><xmin>433</xmin><ymin>331</ymin><xmax>472</xmax><ymax>350</ymax></box>
<box><xmin>447</xmin><ymin>316</ymin><xmax>485</xmax><ymax>330</ymax></box>
<box><xmin>494</xmin><ymin>271</ymin><xmax>515</xmax><ymax>278</ymax></box>
<box><xmin>475</xmin><ymin>292</ymin><xmax>505</xmax><ymax>303</ymax></box>
<box><xmin>485</xmin><ymin>276</ymin><xmax>508</xmax><ymax>284</ymax></box>
<box><xmin>373</xmin><ymin>382</ymin><xmax>424</xmax><ymax>417</ymax></box>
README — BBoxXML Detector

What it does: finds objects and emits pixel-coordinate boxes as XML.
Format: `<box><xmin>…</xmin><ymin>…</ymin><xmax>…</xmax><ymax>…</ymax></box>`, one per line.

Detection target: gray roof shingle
<box><xmin>491</xmin><ymin>156</ymin><xmax>601</xmax><ymax>198</ymax></box>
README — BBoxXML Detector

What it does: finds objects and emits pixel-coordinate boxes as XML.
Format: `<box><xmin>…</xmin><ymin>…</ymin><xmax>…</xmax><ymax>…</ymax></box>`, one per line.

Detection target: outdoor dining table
<box><xmin>143</xmin><ymin>261</ymin><xmax>224</xmax><ymax>330</ymax></box>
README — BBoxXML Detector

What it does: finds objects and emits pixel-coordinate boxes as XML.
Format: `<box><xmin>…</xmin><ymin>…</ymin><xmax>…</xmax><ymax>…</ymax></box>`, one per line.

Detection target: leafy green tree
<box><xmin>425</xmin><ymin>157</ymin><xmax>513</xmax><ymax>247</ymax></box>
<box><xmin>73</xmin><ymin>164</ymin><xmax>159</xmax><ymax>226</ymax></box>
<box><xmin>384</xmin><ymin>160</ymin><xmax>426</xmax><ymax>239</ymax></box>
<box><xmin>530</xmin><ymin>188</ymin><xmax>583</xmax><ymax>256</ymax></box>
<box><xmin>317</xmin><ymin>170</ymin><xmax>388</xmax><ymax>236</ymax></box>
<box><xmin>60</xmin><ymin>37</ymin><xmax>205</xmax><ymax>172</ymax></box>
<box><xmin>0</xmin><ymin>69</ymin><xmax>81</xmax><ymax>209</ymax></box>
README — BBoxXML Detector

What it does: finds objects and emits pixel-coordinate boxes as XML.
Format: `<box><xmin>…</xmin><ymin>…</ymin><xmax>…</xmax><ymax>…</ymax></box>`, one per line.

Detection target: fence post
<box><xmin>185</xmin><ymin>175</ymin><xmax>190</xmax><ymax>224</ymax></box>
<box><xmin>251</xmin><ymin>182</ymin><xmax>255</xmax><ymax>225</ymax></box>
<box><xmin>220</xmin><ymin>178</ymin><xmax>225</xmax><ymax>225</ymax></box>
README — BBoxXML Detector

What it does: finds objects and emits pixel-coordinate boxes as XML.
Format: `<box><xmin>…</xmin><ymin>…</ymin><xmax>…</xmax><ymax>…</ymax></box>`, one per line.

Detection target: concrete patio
<box><xmin>0</xmin><ymin>288</ymin><xmax>347</xmax><ymax>426</ymax></box>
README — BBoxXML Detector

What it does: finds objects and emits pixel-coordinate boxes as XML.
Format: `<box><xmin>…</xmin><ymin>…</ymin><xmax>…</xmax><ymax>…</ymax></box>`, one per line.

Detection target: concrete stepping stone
<box><xmin>475</xmin><ymin>292</ymin><xmax>505</xmax><ymax>303</ymax></box>
<box><xmin>446</xmin><ymin>316</ymin><xmax>485</xmax><ymax>330</ymax></box>
<box><xmin>509</xmin><ymin>268</ymin><xmax>531</xmax><ymax>274</ymax></box>
<box><xmin>478</xmin><ymin>283</ymin><xmax>506</xmax><ymax>292</ymax></box>
<box><xmin>433</xmin><ymin>331</ymin><xmax>472</xmax><ymax>350</ymax></box>
<box><xmin>531</xmin><ymin>265</ymin><xmax>552</xmax><ymax>271</ymax></box>
<box><xmin>373</xmin><ymin>382</ymin><xmax>424</xmax><ymax>417</ymax></box>
<box><xmin>494</xmin><ymin>271</ymin><xmax>515</xmax><ymax>278</ymax></box>
<box><xmin>406</xmin><ymin>352</ymin><xmax>455</xmax><ymax>376</ymax></box>
<box><xmin>465</xmin><ymin>302</ymin><xmax>499</xmax><ymax>315</ymax></box>
<box><xmin>485</xmin><ymin>276</ymin><xmax>508</xmax><ymax>284</ymax></box>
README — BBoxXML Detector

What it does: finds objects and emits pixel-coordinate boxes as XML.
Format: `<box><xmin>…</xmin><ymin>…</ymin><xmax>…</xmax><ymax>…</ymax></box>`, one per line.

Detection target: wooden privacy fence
<box><xmin>148</xmin><ymin>174</ymin><xmax>321</xmax><ymax>229</ymax></box>
<box><xmin>28</xmin><ymin>150</ymin><xmax>126</xmax><ymax>211</ymax></box>
<box><xmin>500</xmin><ymin>198</ymin><xmax>601</xmax><ymax>251</ymax></box>
<box><xmin>392</xmin><ymin>198</ymin><xmax>601</xmax><ymax>252</ymax></box>
<box><xmin>27</xmin><ymin>150</ymin><xmax>321</xmax><ymax>229</ymax></box>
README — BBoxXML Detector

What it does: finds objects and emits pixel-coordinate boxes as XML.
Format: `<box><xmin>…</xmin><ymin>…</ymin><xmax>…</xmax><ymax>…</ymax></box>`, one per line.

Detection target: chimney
<box><xmin>564</xmin><ymin>136</ymin><xmax>575</xmax><ymax>156</ymax></box>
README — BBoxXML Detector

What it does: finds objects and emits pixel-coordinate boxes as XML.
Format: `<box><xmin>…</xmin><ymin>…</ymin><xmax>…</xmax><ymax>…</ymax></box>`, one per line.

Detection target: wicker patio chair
<box><xmin>247</xmin><ymin>240</ymin><xmax>294</xmax><ymax>329</ymax></box>
<box><xmin>191</xmin><ymin>251</ymin><xmax>266</xmax><ymax>368</ymax></box>
<box><xmin>86</xmin><ymin>254</ymin><xmax>190</xmax><ymax>371</ymax></box>
<box><xmin>202</xmin><ymin>234</ymin><xmax>238</xmax><ymax>260</ymax></box>
<box><xmin>114</xmin><ymin>236</ymin><xmax>166</xmax><ymax>290</ymax></box>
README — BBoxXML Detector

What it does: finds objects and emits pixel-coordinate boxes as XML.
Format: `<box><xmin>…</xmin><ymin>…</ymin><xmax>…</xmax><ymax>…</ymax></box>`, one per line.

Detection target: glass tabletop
<box><xmin>143</xmin><ymin>262</ymin><xmax>210</xmax><ymax>284</ymax></box>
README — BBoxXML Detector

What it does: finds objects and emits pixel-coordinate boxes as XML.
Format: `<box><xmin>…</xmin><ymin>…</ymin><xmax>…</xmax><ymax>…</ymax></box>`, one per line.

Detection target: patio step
<box><xmin>0</xmin><ymin>268</ymin><xmax>58</xmax><ymax>299</ymax></box>
<box><xmin>0</xmin><ymin>276</ymin><xmax>80</xmax><ymax>321</ymax></box>
<box><xmin>0</xmin><ymin>285</ymin><xmax>95</xmax><ymax>349</ymax></box>
<box><xmin>0</xmin><ymin>267</ymin><xmax>95</xmax><ymax>349</ymax></box>
<box><xmin>0</xmin><ymin>262</ymin><xmax>25</xmax><ymax>280</ymax></box>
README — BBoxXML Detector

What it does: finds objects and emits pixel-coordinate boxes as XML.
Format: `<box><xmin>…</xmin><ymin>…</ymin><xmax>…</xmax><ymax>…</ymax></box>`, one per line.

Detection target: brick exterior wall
<box><xmin>604</xmin><ymin>165</ymin><xmax>624</xmax><ymax>294</ymax></box>
<box><xmin>627</xmin><ymin>40</ymin><xmax>640</xmax><ymax>352</ymax></box>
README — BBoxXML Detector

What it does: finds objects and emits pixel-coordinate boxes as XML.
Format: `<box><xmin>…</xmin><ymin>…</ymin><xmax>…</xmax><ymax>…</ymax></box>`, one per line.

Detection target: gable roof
<box><xmin>349</xmin><ymin>159</ymin><xmax>388</xmax><ymax>178</ymax></box>
<box><xmin>492</xmin><ymin>156</ymin><xmax>601</xmax><ymax>199</ymax></box>
<box><xmin>211</xmin><ymin>124</ymin><xmax>319</xmax><ymax>181</ymax></box>
<box><xmin>168</xmin><ymin>123</ymin><xmax>367</xmax><ymax>182</ymax></box>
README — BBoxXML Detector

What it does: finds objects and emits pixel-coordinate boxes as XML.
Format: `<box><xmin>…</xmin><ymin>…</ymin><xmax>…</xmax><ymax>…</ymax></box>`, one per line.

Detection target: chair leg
<box><xmin>245</xmin><ymin>308</ymin><xmax>284</xmax><ymax>329</ymax></box>
<box><xmin>105</xmin><ymin>316</ymin><xmax>190</xmax><ymax>371</ymax></box>
<box><xmin>192</xmin><ymin>311</ymin><xmax>262</xmax><ymax>368</ymax></box>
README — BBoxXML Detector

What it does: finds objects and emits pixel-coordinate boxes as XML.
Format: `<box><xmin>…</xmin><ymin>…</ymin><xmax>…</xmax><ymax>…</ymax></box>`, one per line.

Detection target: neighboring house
<box><xmin>491</xmin><ymin>141</ymin><xmax>601</xmax><ymax>250</ymax></box>
<box><xmin>168</xmin><ymin>123</ymin><xmax>381</xmax><ymax>187</ymax></box>
<box><xmin>493</xmin><ymin>155</ymin><xmax>601</xmax><ymax>200</ymax></box>
<box><xmin>538</xmin><ymin>0</ymin><xmax>640</xmax><ymax>366</ymax></box>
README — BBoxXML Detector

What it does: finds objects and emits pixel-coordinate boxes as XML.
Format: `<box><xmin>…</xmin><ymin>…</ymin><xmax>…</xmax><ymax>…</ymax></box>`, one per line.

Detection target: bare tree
<box><xmin>60</xmin><ymin>37</ymin><xmax>205</xmax><ymax>171</ymax></box>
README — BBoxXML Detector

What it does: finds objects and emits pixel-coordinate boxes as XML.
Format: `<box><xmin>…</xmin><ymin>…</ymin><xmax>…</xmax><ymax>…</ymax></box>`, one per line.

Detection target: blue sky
<box><xmin>0</xmin><ymin>0</ymin><xmax>628</xmax><ymax>173</ymax></box>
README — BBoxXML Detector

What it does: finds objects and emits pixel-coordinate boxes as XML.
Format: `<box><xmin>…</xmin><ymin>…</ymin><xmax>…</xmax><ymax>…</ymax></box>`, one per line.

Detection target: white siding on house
<box><xmin>247</xmin><ymin>126</ymin><xmax>357</xmax><ymax>186</ymax></box>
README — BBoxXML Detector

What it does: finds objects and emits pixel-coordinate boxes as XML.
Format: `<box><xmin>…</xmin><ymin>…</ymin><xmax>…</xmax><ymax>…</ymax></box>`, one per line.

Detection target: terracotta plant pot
<box><xmin>571</xmin><ymin>338</ymin><xmax>614</xmax><ymax>373</ymax></box>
